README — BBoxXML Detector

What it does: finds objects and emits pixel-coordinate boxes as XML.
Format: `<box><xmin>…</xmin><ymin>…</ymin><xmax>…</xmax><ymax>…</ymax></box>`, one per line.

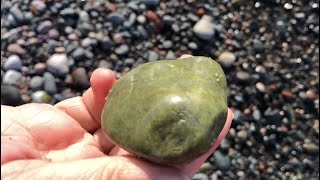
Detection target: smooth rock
<box><xmin>43</xmin><ymin>72</ymin><xmax>57</xmax><ymax>95</ymax></box>
<box><xmin>71</xmin><ymin>67</ymin><xmax>90</xmax><ymax>89</ymax></box>
<box><xmin>48</xmin><ymin>29</ymin><xmax>60</xmax><ymax>40</ymax></box>
<box><xmin>165</xmin><ymin>50</ymin><xmax>177</xmax><ymax>60</ymax></box>
<box><xmin>256</xmin><ymin>82</ymin><xmax>266</xmax><ymax>93</ymax></box>
<box><xmin>1</xmin><ymin>84</ymin><xmax>22</xmax><ymax>106</ymax></box>
<box><xmin>3</xmin><ymin>55</ymin><xmax>22</xmax><ymax>71</ymax></box>
<box><xmin>188</xmin><ymin>42</ymin><xmax>198</xmax><ymax>50</ymax></box>
<box><xmin>193</xmin><ymin>15</ymin><xmax>215</xmax><ymax>40</ymax></box>
<box><xmin>303</xmin><ymin>143</ymin><xmax>319</xmax><ymax>154</ymax></box>
<box><xmin>9</xmin><ymin>6</ymin><xmax>25</xmax><ymax>26</ymax></box>
<box><xmin>162</xmin><ymin>40</ymin><xmax>173</xmax><ymax>49</ymax></box>
<box><xmin>213</xmin><ymin>150</ymin><xmax>231</xmax><ymax>171</ymax></box>
<box><xmin>37</xmin><ymin>20</ymin><xmax>53</xmax><ymax>34</ymax></box>
<box><xmin>192</xmin><ymin>173</ymin><xmax>209</xmax><ymax>180</ymax></box>
<box><xmin>32</xmin><ymin>91</ymin><xmax>53</xmax><ymax>103</ymax></box>
<box><xmin>236</xmin><ymin>71</ymin><xmax>250</xmax><ymax>82</ymax></box>
<box><xmin>99</xmin><ymin>60</ymin><xmax>113</xmax><ymax>69</ymax></box>
<box><xmin>2</xmin><ymin>70</ymin><xmax>22</xmax><ymax>86</ymax></box>
<box><xmin>46</xmin><ymin>53</ymin><xmax>69</xmax><ymax>76</ymax></box>
<box><xmin>115</xmin><ymin>44</ymin><xmax>129</xmax><ymax>55</ymax></box>
<box><xmin>142</xmin><ymin>0</ymin><xmax>160</xmax><ymax>9</ymax></box>
<box><xmin>147</xmin><ymin>51</ymin><xmax>159</xmax><ymax>61</ymax></box>
<box><xmin>30</xmin><ymin>0</ymin><xmax>47</xmax><ymax>14</ymax></box>
<box><xmin>29</xmin><ymin>76</ymin><xmax>44</xmax><ymax>91</ymax></box>
<box><xmin>218</xmin><ymin>52</ymin><xmax>236</xmax><ymax>68</ymax></box>
<box><xmin>108</xmin><ymin>13</ymin><xmax>125</xmax><ymax>25</ymax></box>
<box><xmin>34</xmin><ymin>63</ymin><xmax>47</xmax><ymax>75</ymax></box>
<box><xmin>7</xmin><ymin>43</ymin><xmax>27</xmax><ymax>55</ymax></box>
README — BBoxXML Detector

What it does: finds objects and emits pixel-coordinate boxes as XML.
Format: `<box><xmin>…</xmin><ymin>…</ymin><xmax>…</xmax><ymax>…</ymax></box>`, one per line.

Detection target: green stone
<box><xmin>101</xmin><ymin>56</ymin><xmax>228</xmax><ymax>165</ymax></box>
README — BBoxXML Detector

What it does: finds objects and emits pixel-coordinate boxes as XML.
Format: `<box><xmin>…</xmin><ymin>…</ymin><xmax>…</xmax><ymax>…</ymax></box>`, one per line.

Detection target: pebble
<box><xmin>193</xmin><ymin>15</ymin><xmax>215</xmax><ymax>40</ymax></box>
<box><xmin>98</xmin><ymin>60</ymin><xmax>113</xmax><ymax>69</ymax></box>
<box><xmin>30</xmin><ymin>0</ymin><xmax>46</xmax><ymax>14</ymax></box>
<box><xmin>43</xmin><ymin>72</ymin><xmax>57</xmax><ymax>95</ymax></box>
<box><xmin>303</xmin><ymin>143</ymin><xmax>319</xmax><ymax>154</ymax></box>
<box><xmin>253</xmin><ymin>39</ymin><xmax>265</xmax><ymax>53</ymax></box>
<box><xmin>9</xmin><ymin>6</ymin><xmax>25</xmax><ymax>26</ymax></box>
<box><xmin>236</xmin><ymin>71</ymin><xmax>250</xmax><ymax>82</ymax></box>
<box><xmin>71</xmin><ymin>67</ymin><xmax>90</xmax><ymax>89</ymax></box>
<box><xmin>115</xmin><ymin>44</ymin><xmax>129</xmax><ymax>55</ymax></box>
<box><xmin>108</xmin><ymin>13</ymin><xmax>125</xmax><ymax>25</ymax></box>
<box><xmin>48</xmin><ymin>29</ymin><xmax>60</xmax><ymax>40</ymax></box>
<box><xmin>46</xmin><ymin>53</ymin><xmax>69</xmax><ymax>76</ymax></box>
<box><xmin>3</xmin><ymin>55</ymin><xmax>22</xmax><ymax>71</ymax></box>
<box><xmin>165</xmin><ymin>50</ymin><xmax>177</xmax><ymax>60</ymax></box>
<box><xmin>7</xmin><ymin>43</ymin><xmax>27</xmax><ymax>55</ymax></box>
<box><xmin>142</xmin><ymin>0</ymin><xmax>160</xmax><ymax>9</ymax></box>
<box><xmin>1</xmin><ymin>84</ymin><xmax>22</xmax><ymax>106</ymax></box>
<box><xmin>237</xmin><ymin>130</ymin><xmax>248</xmax><ymax>141</ymax></box>
<box><xmin>137</xmin><ymin>15</ymin><xmax>147</xmax><ymax>24</ymax></box>
<box><xmin>256</xmin><ymin>82</ymin><xmax>266</xmax><ymax>93</ymax></box>
<box><xmin>29</xmin><ymin>76</ymin><xmax>44</xmax><ymax>91</ymax></box>
<box><xmin>37</xmin><ymin>20</ymin><xmax>53</xmax><ymax>34</ymax></box>
<box><xmin>199</xmin><ymin>162</ymin><xmax>212</xmax><ymax>173</ymax></box>
<box><xmin>192</xmin><ymin>173</ymin><xmax>209</xmax><ymax>180</ymax></box>
<box><xmin>188</xmin><ymin>42</ymin><xmax>198</xmax><ymax>50</ymax></box>
<box><xmin>218</xmin><ymin>52</ymin><xmax>236</xmax><ymax>68</ymax></box>
<box><xmin>2</xmin><ymin>70</ymin><xmax>22</xmax><ymax>86</ymax></box>
<box><xmin>148</xmin><ymin>50</ymin><xmax>159</xmax><ymax>61</ymax></box>
<box><xmin>213</xmin><ymin>150</ymin><xmax>231</xmax><ymax>171</ymax></box>
<box><xmin>162</xmin><ymin>40</ymin><xmax>173</xmax><ymax>49</ymax></box>
<box><xmin>253</xmin><ymin>109</ymin><xmax>262</xmax><ymax>121</ymax></box>
<box><xmin>32</xmin><ymin>90</ymin><xmax>53</xmax><ymax>103</ymax></box>
<box><xmin>34</xmin><ymin>63</ymin><xmax>47</xmax><ymax>75</ymax></box>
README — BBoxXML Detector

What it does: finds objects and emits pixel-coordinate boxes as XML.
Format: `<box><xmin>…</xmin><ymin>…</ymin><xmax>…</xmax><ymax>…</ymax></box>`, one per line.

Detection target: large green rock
<box><xmin>101</xmin><ymin>56</ymin><xmax>228</xmax><ymax>165</ymax></box>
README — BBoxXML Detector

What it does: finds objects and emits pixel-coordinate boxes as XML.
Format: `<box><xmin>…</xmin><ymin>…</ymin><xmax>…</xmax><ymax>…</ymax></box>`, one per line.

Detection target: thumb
<box><xmin>2</xmin><ymin>156</ymin><xmax>189</xmax><ymax>180</ymax></box>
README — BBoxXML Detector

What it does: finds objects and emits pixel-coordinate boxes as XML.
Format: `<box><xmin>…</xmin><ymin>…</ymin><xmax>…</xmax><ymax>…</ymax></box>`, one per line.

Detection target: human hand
<box><xmin>1</xmin><ymin>55</ymin><xmax>234</xmax><ymax>180</ymax></box>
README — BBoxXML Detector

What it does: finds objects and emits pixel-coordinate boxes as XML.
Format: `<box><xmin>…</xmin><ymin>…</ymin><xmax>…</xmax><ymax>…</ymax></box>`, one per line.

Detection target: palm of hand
<box><xmin>1</xmin><ymin>66</ymin><xmax>233</xmax><ymax>180</ymax></box>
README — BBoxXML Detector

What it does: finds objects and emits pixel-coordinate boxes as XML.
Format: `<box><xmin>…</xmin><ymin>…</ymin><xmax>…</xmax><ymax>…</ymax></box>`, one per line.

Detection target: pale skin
<box><xmin>1</xmin><ymin>55</ymin><xmax>234</xmax><ymax>180</ymax></box>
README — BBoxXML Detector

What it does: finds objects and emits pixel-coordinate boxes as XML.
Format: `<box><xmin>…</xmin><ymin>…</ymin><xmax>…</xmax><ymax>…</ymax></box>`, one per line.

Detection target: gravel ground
<box><xmin>1</xmin><ymin>0</ymin><xmax>319</xmax><ymax>179</ymax></box>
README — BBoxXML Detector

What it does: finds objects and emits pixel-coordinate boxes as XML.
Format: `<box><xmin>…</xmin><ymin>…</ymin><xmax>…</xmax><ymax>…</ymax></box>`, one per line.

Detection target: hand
<box><xmin>1</xmin><ymin>55</ymin><xmax>234</xmax><ymax>180</ymax></box>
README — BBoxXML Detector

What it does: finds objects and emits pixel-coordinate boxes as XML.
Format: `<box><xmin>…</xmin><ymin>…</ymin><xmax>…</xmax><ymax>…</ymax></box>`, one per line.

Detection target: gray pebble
<box><xmin>1</xmin><ymin>84</ymin><xmax>22</xmax><ymax>106</ymax></box>
<box><xmin>3</xmin><ymin>55</ymin><xmax>22</xmax><ymax>71</ymax></box>
<box><xmin>193</xmin><ymin>15</ymin><xmax>215</xmax><ymax>40</ymax></box>
<box><xmin>29</xmin><ymin>76</ymin><xmax>44</xmax><ymax>91</ymax></box>
<box><xmin>2</xmin><ymin>70</ymin><xmax>22</xmax><ymax>86</ymax></box>
<box><xmin>213</xmin><ymin>150</ymin><xmax>231</xmax><ymax>171</ymax></box>
<box><xmin>148</xmin><ymin>51</ymin><xmax>159</xmax><ymax>61</ymax></box>
<box><xmin>192</xmin><ymin>173</ymin><xmax>209</xmax><ymax>180</ymax></box>
<box><xmin>115</xmin><ymin>44</ymin><xmax>129</xmax><ymax>55</ymax></box>
<box><xmin>43</xmin><ymin>72</ymin><xmax>57</xmax><ymax>95</ymax></box>
<box><xmin>46</xmin><ymin>53</ymin><xmax>69</xmax><ymax>76</ymax></box>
